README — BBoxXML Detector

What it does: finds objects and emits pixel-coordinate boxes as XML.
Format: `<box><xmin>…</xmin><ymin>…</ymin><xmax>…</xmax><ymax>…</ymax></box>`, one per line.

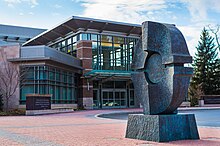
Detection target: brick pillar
<box><xmin>77</xmin><ymin>40</ymin><xmax>93</xmax><ymax>109</ymax></box>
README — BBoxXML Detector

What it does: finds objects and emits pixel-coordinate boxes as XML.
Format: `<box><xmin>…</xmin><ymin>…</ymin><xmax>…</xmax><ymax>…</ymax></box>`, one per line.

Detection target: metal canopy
<box><xmin>23</xmin><ymin>16</ymin><xmax>142</xmax><ymax>46</ymax></box>
<box><xmin>84</xmin><ymin>70</ymin><xmax>132</xmax><ymax>82</ymax></box>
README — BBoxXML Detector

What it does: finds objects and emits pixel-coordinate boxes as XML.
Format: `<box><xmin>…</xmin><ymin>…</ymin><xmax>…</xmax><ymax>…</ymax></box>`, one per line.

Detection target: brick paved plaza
<box><xmin>0</xmin><ymin>109</ymin><xmax>220</xmax><ymax>146</ymax></box>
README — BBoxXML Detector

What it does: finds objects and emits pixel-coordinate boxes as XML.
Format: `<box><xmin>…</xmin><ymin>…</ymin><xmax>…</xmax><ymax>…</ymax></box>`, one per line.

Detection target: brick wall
<box><xmin>77</xmin><ymin>41</ymin><xmax>93</xmax><ymax>109</ymax></box>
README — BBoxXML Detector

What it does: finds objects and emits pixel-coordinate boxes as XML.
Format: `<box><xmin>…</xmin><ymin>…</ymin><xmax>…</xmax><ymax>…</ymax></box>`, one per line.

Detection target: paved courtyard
<box><xmin>0</xmin><ymin>108</ymin><xmax>220</xmax><ymax>146</ymax></box>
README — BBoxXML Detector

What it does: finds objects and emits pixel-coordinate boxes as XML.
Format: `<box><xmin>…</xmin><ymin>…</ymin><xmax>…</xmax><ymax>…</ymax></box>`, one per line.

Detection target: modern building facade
<box><xmin>0</xmin><ymin>16</ymin><xmax>143</xmax><ymax>109</ymax></box>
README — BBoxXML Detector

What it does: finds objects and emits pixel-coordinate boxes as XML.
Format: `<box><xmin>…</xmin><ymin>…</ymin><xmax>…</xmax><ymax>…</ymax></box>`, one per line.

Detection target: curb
<box><xmin>178</xmin><ymin>107</ymin><xmax>220</xmax><ymax>111</ymax></box>
<box><xmin>96</xmin><ymin>107</ymin><xmax>220</xmax><ymax>119</ymax></box>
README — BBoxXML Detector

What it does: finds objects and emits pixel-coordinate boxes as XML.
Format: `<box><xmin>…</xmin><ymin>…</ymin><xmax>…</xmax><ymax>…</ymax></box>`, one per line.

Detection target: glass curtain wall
<box><xmin>49</xmin><ymin>33</ymin><xmax>137</xmax><ymax>71</ymax></box>
<box><xmin>91</xmin><ymin>34</ymin><xmax>137</xmax><ymax>71</ymax></box>
<box><xmin>50</xmin><ymin>35</ymin><xmax>78</xmax><ymax>57</ymax></box>
<box><xmin>20</xmin><ymin>65</ymin><xmax>78</xmax><ymax>104</ymax></box>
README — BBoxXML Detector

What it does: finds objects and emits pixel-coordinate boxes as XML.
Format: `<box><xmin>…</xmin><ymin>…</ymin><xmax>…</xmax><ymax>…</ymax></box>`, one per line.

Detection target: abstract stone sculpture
<box><xmin>125</xmin><ymin>21</ymin><xmax>200</xmax><ymax>142</ymax></box>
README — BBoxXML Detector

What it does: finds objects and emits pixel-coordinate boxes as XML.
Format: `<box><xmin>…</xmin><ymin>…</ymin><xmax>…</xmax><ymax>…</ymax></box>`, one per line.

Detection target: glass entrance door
<box><xmin>102</xmin><ymin>90</ymin><xmax>127</xmax><ymax>108</ymax></box>
<box><xmin>102</xmin><ymin>90</ymin><xmax>114</xmax><ymax>107</ymax></box>
<box><xmin>93</xmin><ymin>89</ymin><xmax>99</xmax><ymax>108</ymax></box>
<box><xmin>115</xmin><ymin>90</ymin><xmax>126</xmax><ymax>108</ymax></box>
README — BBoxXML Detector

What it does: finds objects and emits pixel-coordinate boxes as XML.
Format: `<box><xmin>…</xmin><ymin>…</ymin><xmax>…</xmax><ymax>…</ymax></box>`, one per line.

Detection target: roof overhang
<box><xmin>23</xmin><ymin>16</ymin><xmax>142</xmax><ymax>46</ymax></box>
<box><xmin>8</xmin><ymin>57</ymin><xmax>83</xmax><ymax>73</ymax></box>
<box><xmin>84</xmin><ymin>70</ymin><xmax>132</xmax><ymax>82</ymax></box>
<box><xmin>8</xmin><ymin>45</ymin><xmax>83</xmax><ymax>70</ymax></box>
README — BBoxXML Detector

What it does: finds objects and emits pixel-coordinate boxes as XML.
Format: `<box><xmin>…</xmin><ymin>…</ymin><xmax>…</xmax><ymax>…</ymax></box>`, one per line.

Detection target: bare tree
<box><xmin>0</xmin><ymin>51</ymin><xmax>28</xmax><ymax>112</ymax></box>
<box><xmin>208</xmin><ymin>24</ymin><xmax>220</xmax><ymax>51</ymax></box>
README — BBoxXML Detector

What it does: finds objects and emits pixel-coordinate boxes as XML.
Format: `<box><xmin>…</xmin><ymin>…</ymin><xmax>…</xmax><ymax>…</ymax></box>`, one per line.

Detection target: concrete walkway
<box><xmin>0</xmin><ymin>108</ymin><xmax>220</xmax><ymax>146</ymax></box>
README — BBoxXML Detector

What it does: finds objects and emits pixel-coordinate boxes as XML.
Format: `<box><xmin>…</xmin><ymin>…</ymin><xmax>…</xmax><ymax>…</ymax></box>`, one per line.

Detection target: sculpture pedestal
<box><xmin>125</xmin><ymin>114</ymin><xmax>199</xmax><ymax>142</ymax></box>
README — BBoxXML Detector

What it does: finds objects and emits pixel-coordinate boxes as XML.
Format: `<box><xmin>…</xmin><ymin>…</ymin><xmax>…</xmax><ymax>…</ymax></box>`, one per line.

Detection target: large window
<box><xmin>50</xmin><ymin>35</ymin><xmax>78</xmax><ymax>57</ymax></box>
<box><xmin>49</xmin><ymin>33</ymin><xmax>138</xmax><ymax>71</ymax></box>
<box><xmin>91</xmin><ymin>34</ymin><xmax>138</xmax><ymax>71</ymax></box>
<box><xmin>20</xmin><ymin>65</ymin><xmax>78</xmax><ymax>104</ymax></box>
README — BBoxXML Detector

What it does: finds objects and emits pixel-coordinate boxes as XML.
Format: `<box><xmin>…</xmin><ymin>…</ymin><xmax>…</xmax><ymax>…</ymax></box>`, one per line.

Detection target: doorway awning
<box><xmin>84</xmin><ymin>70</ymin><xmax>133</xmax><ymax>82</ymax></box>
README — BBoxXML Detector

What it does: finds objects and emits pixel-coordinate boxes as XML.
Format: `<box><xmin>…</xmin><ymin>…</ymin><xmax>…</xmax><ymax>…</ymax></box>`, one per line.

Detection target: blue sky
<box><xmin>1</xmin><ymin>0</ymin><xmax>220</xmax><ymax>56</ymax></box>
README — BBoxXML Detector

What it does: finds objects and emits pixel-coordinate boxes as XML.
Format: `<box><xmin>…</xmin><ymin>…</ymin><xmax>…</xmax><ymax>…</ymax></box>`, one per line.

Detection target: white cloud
<box><xmin>78</xmin><ymin>0</ymin><xmax>200</xmax><ymax>56</ymax></box>
<box><xmin>178</xmin><ymin>25</ymin><xmax>202</xmax><ymax>56</ymax></box>
<box><xmin>78</xmin><ymin>0</ymin><xmax>167</xmax><ymax>24</ymax></box>
<box><xmin>180</xmin><ymin>0</ymin><xmax>220</xmax><ymax>23</ymax></box>
<box><xmin>178</xmin><ymin>20</ymin><xmax>220</xmax><ymax>57</ymax></box>
<box><xmin>177</xmin><ymin>0</ymin><xmax>220</xmax><ymax>56</ymax></box>
<box><xmin>78</xmin><ymin>0</ymin><xmax>220</xmax><ymax>57</ymax></box>
<box><xmin>4</xmin><ymin>0</ymin><xmax>38</xmax><ymax>7</ymax></box>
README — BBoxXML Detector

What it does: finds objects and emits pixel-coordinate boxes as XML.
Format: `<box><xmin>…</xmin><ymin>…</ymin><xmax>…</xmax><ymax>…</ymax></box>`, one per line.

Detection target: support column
<box><xmin>77</xmin><ymin>40</ymin><xmax>93</xmax><ymax>109</ymax></box>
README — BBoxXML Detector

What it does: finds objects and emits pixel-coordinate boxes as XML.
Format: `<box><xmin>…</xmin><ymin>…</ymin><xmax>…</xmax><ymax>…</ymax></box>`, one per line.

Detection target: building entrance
<box><xmin>102</xmin><ymin>89</ymin><xmax>126</xmax><ymax>108</ymax></box>
<box><xmin>93</xmin><ymin>81</ymin><xmax>135</xmax><ymax>109</ymax></box>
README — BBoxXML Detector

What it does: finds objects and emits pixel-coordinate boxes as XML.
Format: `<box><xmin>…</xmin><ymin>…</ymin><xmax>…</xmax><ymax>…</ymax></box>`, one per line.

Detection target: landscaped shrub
<box><xmin>190</xmin><ymin>97</ymin><xmax>198</xmax><ymax>107</ymax></box>
<box><xmin>0</xmin><ymin>109</ymin><xmax>26</xmax><ymax>116</ymax></box>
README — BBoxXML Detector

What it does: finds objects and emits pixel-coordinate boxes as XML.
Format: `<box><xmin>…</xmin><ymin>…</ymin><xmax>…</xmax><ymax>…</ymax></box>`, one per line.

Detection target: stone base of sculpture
<box><xmin>125</xmin><ymin>114</ymin><xmax>199</xmax><ymax>142</ymax></box>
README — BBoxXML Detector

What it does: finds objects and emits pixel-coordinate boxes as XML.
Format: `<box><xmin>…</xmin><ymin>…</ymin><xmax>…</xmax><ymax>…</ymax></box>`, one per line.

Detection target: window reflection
<box><xmin>20</xmin><ymin>65</ymin><xmax>78</xmax><ymax>105</ymax></box>
<box><xmin>49</xmin><ymin>32</ymin><xmax>138</xmax><ymax>71</ymax></box>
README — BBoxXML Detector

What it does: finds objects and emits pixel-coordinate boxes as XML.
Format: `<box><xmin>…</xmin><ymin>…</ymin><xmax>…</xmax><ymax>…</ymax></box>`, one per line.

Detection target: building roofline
<box><xmin>23</xmin><ymin>16</ymin><xmax>142</xmax><ymax>46</ymax></box>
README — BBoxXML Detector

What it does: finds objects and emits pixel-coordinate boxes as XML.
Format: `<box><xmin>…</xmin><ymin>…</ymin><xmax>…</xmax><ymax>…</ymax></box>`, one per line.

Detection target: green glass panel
<box><xmin>49</xmin><ymin>85</ymin><xmax>55</xmax><ymax>100</ymax></box>
<box><xmin>49</xmin><ymin>71</ymin><xmax>55</xmax><ymax>80</ymax></box>
<box><xmin>21</xmin><ymin>85</ymin><xmax>34</xmax><ymax>100</ymax></box>
<box><xmin>26</xmin><ymin>67</ymin><xmax>34</xmax><ymax>80</ymax></box>
<box><xmin>67</xmin><ymin>87</ymin><xmax>72</xmax><ymax>100</ymax></box>
<box><xmin>39</xmin><ymin>85</ymin><xmax>46</xmax><ymax>94</ymax></box>
<box><xmin>35</xmin><ymin>67</ymin><xmax>39</xmax><ymax>79</ymax></box>
<box><xmin>56</xmin><ymin>70</ymin><xmax>60</xmax><ymax>81</ymax></box>
<box><xmin>62</xmin><ymin>71</ymin><xmax>67</xmax><ymax>83</ymax></box>
<box><xmin>55</xmin><ymin>86</ymin><xmax>60</xmax><ymax>100</ymax></box>
<box><xmin>62</xmin><ymin>87</ymin><xmax>67</xmax><ymax>100</ymax></box>
<box><xmin>91</xmin><ymin>34</ymin><xmax>97</xmax><ymax>41</ymax></box>
<box><xmin>39</xmin><ymin>67</ymin><xmax>46</xmax><ymax>80</ymax></box>
<box><xmin>80</xmin><ymin>33</ymin><xmax>88</xmax><ymax>40</ymax></box>
<box><xmin>20</xmin><ymin>65</ymin><xmax>78</xmax><ymax>104</ymax></box>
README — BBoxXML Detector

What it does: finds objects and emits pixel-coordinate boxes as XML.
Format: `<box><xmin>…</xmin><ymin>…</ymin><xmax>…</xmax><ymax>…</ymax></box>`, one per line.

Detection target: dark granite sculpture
<box><xmin>125</xmin><ymin>21</ymin><xmax>200</xmax><ymax>142</ymax></box>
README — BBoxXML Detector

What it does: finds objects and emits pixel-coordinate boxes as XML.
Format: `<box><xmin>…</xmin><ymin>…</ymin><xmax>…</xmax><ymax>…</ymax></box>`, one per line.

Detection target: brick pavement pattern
<box><xmin>0</xmin><ymin>109</ymin><xmax>220</xmax><ymax>146</ymax></box>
